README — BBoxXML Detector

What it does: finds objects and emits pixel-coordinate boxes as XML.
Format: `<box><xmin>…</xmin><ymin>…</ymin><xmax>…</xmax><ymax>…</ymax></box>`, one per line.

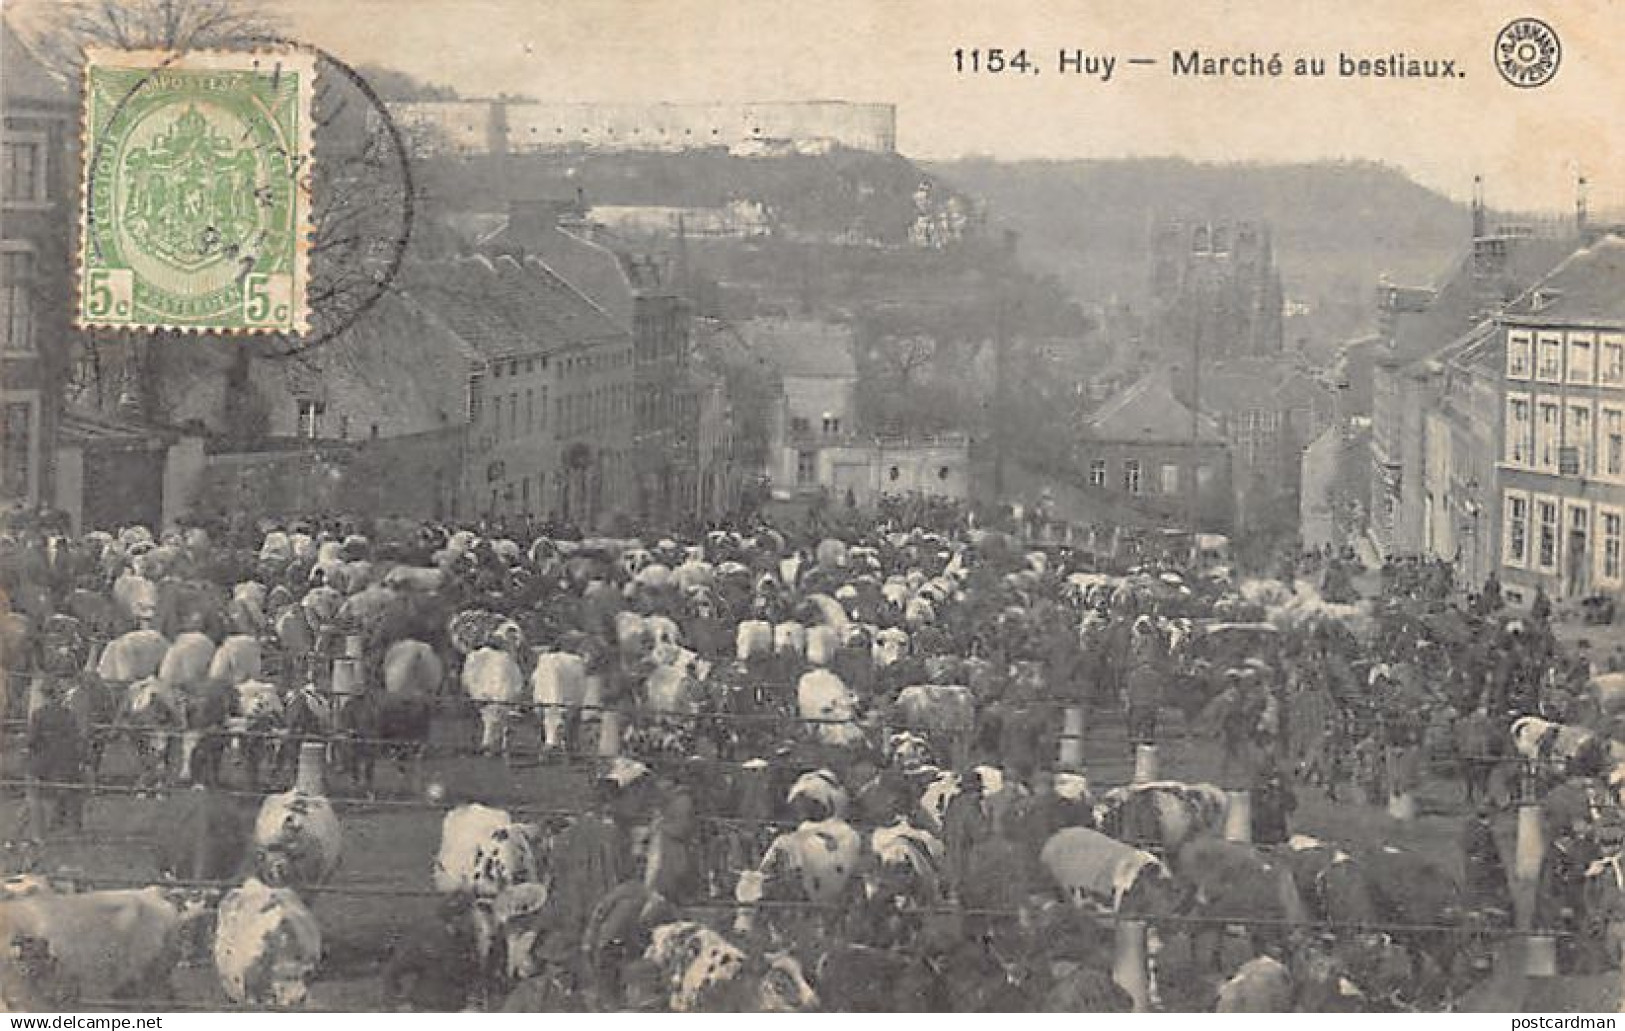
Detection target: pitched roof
<box><xmin>1084</xmin><ymin>368</ymin><xmax>1224</xmax><ymax>443</ymax></box>
<box><xmin>1390</xmin><ymin>232</ymin><xmax>1576</xmax><ymax>360</ymax></box>
<box><xmin>1504</xmin><ymin>233</ymin><xmax>1625</xmax><ymax>326</ymax></box>
<box><xmin>738</xmin><ymin>316</ymin><xmax>857</xmax><ymax>380</ymax></box>
<box><xmin>1199</xmin><ymin>358</ymin><xmax>1323</xmax><ymax>415</ymax></box>
<box><xmin>401</xmin><ymin>254</ymin><xmax>628</xmax><ymax>362</ymax></box>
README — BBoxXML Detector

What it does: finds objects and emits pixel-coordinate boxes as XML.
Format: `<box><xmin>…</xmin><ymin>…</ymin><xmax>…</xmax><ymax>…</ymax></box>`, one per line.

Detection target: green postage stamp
<box><xmin>78</xmin><ymin>48</ymin><xmax>315</xmax><ymax>334</ymax></box>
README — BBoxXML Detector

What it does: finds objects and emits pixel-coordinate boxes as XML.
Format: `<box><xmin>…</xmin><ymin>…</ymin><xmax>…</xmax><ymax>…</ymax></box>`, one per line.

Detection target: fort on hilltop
<box><xmin>390</xmin><ymin>100</ymin><xmax>898</xmax><ymax>157</ymax></box>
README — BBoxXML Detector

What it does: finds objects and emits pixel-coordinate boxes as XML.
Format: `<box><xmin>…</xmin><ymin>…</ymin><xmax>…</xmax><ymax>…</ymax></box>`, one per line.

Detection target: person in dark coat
<box><xmin>1251</xmin><ymin>762</ymin><xmax>1296</xmax><ymax>845</ymax></box>
<box><xmin>1459</xmin><ymin>807</ymin><xmax>1510</xmax><ymax>919</ymax></box>
<box><xmin>26</xmin><ymin>680</ymin><xmax>85</xmax><ymax>834</ymax></box>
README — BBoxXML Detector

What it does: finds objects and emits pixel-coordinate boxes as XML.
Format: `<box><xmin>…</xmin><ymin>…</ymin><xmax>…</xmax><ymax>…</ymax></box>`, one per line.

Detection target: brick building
<box><xmin>1</xmin><ymin>24</ymin><xmax>75</xmax><ymax>515</ymax></box>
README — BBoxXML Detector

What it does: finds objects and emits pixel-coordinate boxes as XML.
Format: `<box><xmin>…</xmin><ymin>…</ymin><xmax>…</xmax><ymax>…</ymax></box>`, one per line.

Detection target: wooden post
<box><xmin>1513</xmin><ymin>803</ymin><xmax>1545</xmax><ymax>932</ymax></box>
<box><xmin>1113</xmin><ymin>918</ymin><xmax>1151</xmax><ymax>1012</ymax></box>
<box><xmin>1133</xmin><ymin>743</ymin><xmax>1160</xmax><ymax>784</ymax></box>
<box><xmin>1524</xmin><ymin>934</ymin><xmax>1558</xmax><ymax>977</ymax></box>
<box><xmin>1224</xmin><ymin>790</ymin><xmax>1252</xmax><ymax>843</ymax></box>
<box><xmin>598</xmin><ymin>709</ymin><xmax>623</xmax><ymax>758</ymax></box>
<box><xmin>330</xmin><ymin>658</ymin><xmax>360</xmax><ymax>698</ymax></box>
<box><xmin>296</xmin><ymin>740</ymin><xmax>326</xmax><ymax>795</ymax></box>
<box><xmin>1059</xmin><ymin>706</ymin><xmax>1086</xmax><ymax>772</ymax></box>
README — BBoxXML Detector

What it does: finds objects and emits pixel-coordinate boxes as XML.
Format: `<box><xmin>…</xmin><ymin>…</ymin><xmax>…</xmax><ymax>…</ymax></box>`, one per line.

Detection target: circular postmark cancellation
<box><xmin>77</xmin><ymin>41</ymin><xmax>415</xmax><ymax>351</ymax></box>
<box><xmin>1495</xmin><ymin>17</ymin><xmax>1561</xmax><ymax>89</ymax></box>
<box><xmin>80</xmin><ymin>48</ymin><xmax>316</xmax><ymax>335</ymax></box>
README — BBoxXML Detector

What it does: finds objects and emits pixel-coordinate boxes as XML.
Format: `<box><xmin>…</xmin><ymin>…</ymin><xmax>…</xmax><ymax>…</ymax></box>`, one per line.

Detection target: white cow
<box><xmin>254</xmin><ymin>783</ymin><xmax>342</xmax><ymax>890</ymax></box>
<box><xmin>463</xmin><ymin>647</ymin><xmax>525</xmax><ymax>755</ymax></box>
<box><xmin>214</xmin><ymin>878</ymin><xmax>323</xmax><ymax>1007</ymax></box>
<box><xmin>644</xmin><ymin>921</ymin><xmax>818</xmax><ymax>1012</ymax></box>
<box><xmin>208</xmin><ymin>634</ymin><xmax>264</xmax><ymax>686</ymax></box>
<box><xmin>433</xmin><ymin>804</ymin><xmax>551</xmax><ymax>980</ymax></box>
<box><xmin>0</xmin><ymin>887</ymin><xmax>207</xmax><ymax>1008</ymax></box>
<box><xmin>737</xmin><ymin>620</ymin><xmax>774</xmax><ymax>661</ymax></box>
<box><xmin>158</xmin><ymin>631</ymin><xmax>216</xmax><ymax>692</ymax></box>
<box><xmin>796</xmin><ymin>670</ymin><xmax>865</xmax><ymax>748</ymax></box>
<box><xmin>97</xmin><ymin>629</ymin><xmax>170</xmax><ymax>683</ymax></box>
<box><xmin>532</xmin><ymin>650</ymin><xmax>591</xmax><ymax>752</ymax></box>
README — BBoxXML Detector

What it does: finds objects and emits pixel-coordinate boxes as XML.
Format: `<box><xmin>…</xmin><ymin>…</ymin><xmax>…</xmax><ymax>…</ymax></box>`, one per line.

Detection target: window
<box><xmin>822</xmin><ymin>416</ymin><xmax>841</xmax><ymax>435</ymax></box>
<box><xmin>1603</xmin><ymin>509</ymin><xmax>1623</xmax><ymax>583</ymax></box>
<box><xmin>1160</xmin><ymin>463</ymin><xmax>1180</xmax><ymax>494</ymax></box>
<box><xmin>508</xmin><ymin>393</ymin><xmax>518</xmax><ymax>438</ymax></box>
<box><xmin>468</xmin><ymin>375</ymin><xmax>485</xmax><ymax>424</ymax></box>
<box><xmin>1568</xmin><ymin>333</ymin><xmax>1596</xmax><ymax>384</ymax></box>
<box><xmin>1537</xmin><ymin>497</ymin><xmax>1560</xmax><ymax>572</ymax></box>
<box><xmin>297</xmin><ymin>399</ymin><xmax>325</xmax><ymax>439</ymax></box>
<box><xmin>339</xmin><ymin>415</ymin><xmax>350</xmax><ymax>440</ymax></box>
<box><xmin>1122</xmin><ymin>459</ymin><xmax>1141</xmax><ymax>494</ymax></box>
<box><xmin>1567</xmin><ymin>401</ymin><xmax>1593</xmax><ymax>475</ymax></box>
<box><xmin>539</xmin><ymin>385</ymin><xmax>548</xmax><ymax>428</ymax></box>
<box><xmin>1505</xmin><ymin>394</ymin><xmax>1531</xmax><ymax>465</ymax></box>
<box><xmin>2</xmin><ymin>401</ymin><xmax>31</xmax><ymax>498</ymax></box>
<box><xmin>1504</xmin><ymin>491</ymin><xmax>1528</xmax><ymax>567</ymax></box>
<box><xmin>796</xmin><ymin>450</ymin><xmax>817</xmax><ymax>485</ymax></box>
<box><xmin>1537</xmin><ymin>399</ymin><xmax>1561</xmax><ymax>471</ymax></box>
<box><xmin>1088</xmin><ymin>459</ymin><xmax>1106</xmax><ymax>487</ymax></box>
<box><xmin>1603</xmin><ymin>334</ymin><xmax>1625</xmax><ymax>386</ymax></box>
<box><xmin>1196</xmin><ymin>464</ymin><xmax>1213</xmax><ymax>489</ymax></box>
<box><xmin>0</xmin><ymin>250</ymin><xmax>34</xmax><ymax>351</ymax></box>
<box><xmin>1537</xmin><ymin>333</ymin><xmax>1563</xmax><ymax>381</ymax></box>
<box><xmin>1</xmin><ymin>140</ymin><xmax>43</xmax><ymax>204</ymax></box>
<box><xmin>790</xmin><ymin>416</ymin><xmax>810</xmax><ymax>433</ymax></box>
<box><xmin>1606</xmin><ymin>407</ymin><xmax>1625</xmax><ymax>478</ymax></box>
<box><xmin>526</xmin><ymin>388</ymin><xmax>534</xmax><ymax>433</ymax></box>
<box><xmin>1507</xmin><ymin>331</ymin><xmax>1533</xmax><ymax>379</ymax></box>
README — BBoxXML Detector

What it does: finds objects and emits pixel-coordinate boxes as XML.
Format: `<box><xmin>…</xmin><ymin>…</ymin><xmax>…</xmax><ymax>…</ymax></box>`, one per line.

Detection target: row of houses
<box><xmin>1311</xmin><ymin>180</ymin><xmax>1625</xmax><ymax>604</ymax></box>
<box><xmin>1</xmin><ymin>25</ymin><xmax>970</xmax><ymax>532</ymax></box>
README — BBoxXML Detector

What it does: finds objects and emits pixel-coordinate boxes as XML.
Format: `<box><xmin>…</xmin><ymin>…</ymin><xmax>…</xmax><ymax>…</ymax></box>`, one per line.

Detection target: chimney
<box><xmin>1472</xmin><ymin>175</ymin><xmax>1486</xmax><ymax>240</ymax></box>
<box><xmin>497</xmin><ymin>199</ymin><xmax>566</xmax><ymax>255</ymax></box>
<box><xmin>1577</xmin><ymin>174</ymin><xmax>1590</xmax><ymax>237</ymax></box>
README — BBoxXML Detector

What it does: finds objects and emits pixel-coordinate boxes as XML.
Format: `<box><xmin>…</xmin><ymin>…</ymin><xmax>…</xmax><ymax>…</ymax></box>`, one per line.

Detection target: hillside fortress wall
<box><xmin>389</xmin><ymin>100</ymin><xmax>898</xmax><ymax>156</ymax></box>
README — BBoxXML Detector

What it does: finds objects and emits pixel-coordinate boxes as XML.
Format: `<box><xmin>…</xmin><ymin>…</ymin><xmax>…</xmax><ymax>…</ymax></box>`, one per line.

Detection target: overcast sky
<box><xmin>11</xmin><ymin>0</ymin><xmax>1624</xmax><ymax>211</ymax></box>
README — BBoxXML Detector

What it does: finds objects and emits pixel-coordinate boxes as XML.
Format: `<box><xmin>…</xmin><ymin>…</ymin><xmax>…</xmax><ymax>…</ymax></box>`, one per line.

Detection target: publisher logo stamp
<box><xmin>1496</xmin><ymin>18</ymin><xmax>1561</xmax><ymax>88</ymax></box>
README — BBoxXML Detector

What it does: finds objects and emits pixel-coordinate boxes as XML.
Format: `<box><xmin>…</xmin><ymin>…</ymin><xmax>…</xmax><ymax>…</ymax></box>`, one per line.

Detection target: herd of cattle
<box><xmin>1</xmin><ymin>520</ymin><xmax>1624</xmax><ymax>1011</ymax></box>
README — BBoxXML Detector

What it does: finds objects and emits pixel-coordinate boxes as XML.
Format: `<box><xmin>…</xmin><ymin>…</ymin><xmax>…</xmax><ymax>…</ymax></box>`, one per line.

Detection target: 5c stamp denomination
<box><xmin>78</xmin><ymin>48</ymin><xmax>315</xmax><ymax>335</ymax></box>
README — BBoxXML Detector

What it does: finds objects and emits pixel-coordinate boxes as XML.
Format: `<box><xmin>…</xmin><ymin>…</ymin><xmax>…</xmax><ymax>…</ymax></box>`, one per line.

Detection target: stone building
<box><xmin>391</xmin><ymin>100</ymin><xmax>896</xmax><ymax>157</ymax></box>
<box><xmin>1149</xmin><ymin>218</ymin><xmax>1284</xmax><ymax>363</ymax></box>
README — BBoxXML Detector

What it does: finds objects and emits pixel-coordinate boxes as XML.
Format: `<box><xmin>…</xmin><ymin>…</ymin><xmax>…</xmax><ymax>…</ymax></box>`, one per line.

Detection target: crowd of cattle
<box><xmin>2</xmin><ymin>517</ymin><xmax>1625</xmax><ymax>1012</ymax></box>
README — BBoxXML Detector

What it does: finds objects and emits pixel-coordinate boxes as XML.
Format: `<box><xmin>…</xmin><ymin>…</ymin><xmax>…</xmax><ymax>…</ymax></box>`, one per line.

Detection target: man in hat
<box><xmin>26</xmin><ymin>678</ymin><xmax>86</xmax><ymax>834</ymax></box>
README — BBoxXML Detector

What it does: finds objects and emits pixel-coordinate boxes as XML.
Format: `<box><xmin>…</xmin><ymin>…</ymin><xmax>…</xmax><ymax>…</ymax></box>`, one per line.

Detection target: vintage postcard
<box><xmin>3</xmin><ymin>0</ymin><xmax>1625</xmax><ymax>1018</ymax></box>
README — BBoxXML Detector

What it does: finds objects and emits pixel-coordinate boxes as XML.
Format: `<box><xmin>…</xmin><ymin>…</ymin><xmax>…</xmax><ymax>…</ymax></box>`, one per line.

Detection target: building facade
<box><xmin>1078</xmin><ymin>369</ymin><xmax>1235</xmax><ymax>532</ymax></box>
<box><xmin>1</xmin><ymin>26</ymin><xmax>76</xmax><ymax>516</ymax></box>
<box><xmin>1495</xmin><ymin>237</ymin><xmax>1625</xmax><ymax>600</ymax></box>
